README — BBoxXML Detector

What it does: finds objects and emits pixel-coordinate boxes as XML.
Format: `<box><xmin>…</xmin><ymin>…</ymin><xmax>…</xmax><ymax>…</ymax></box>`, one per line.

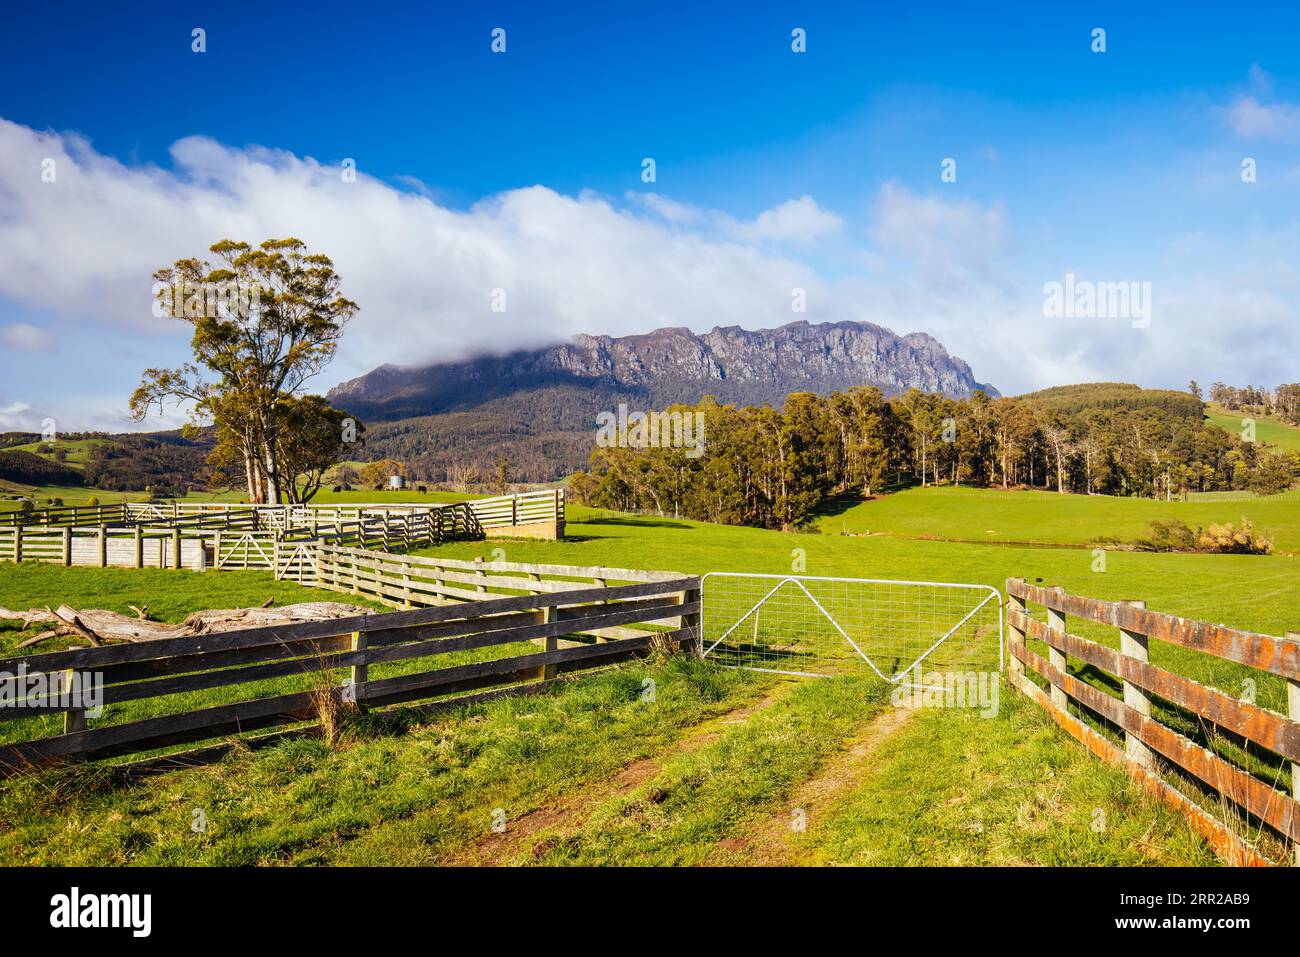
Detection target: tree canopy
<box><xmin>130</xmin><ymin>238</ymin><xmax>359</xmax><ymax>502</ymax></box>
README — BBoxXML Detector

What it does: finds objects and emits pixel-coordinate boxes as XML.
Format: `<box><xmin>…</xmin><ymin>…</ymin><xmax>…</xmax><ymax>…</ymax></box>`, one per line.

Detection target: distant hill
<box><xmin>0</xmin><ymin>449</ymin><xmax>82</xmax><ymax>487</ymax></box>
<box><xmin>1017</xmin><ymin>382</ymin><xmax>1204</xmax><ymax>419</ymax></box>
<box><xmin>329</xmin><ymin>320</ymin><xmax>998</xmax><ymax>481</ymax></box>
<box><xmin>0</xmin><ymin>432</ymin><xmax>213</xmax><ymax>496</ymax></box>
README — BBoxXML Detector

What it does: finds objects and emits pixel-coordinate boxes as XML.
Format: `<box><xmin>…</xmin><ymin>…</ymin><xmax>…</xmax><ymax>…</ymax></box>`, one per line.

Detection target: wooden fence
<box><xmin>147</xmin><ymin>489</ymin><xmax>564</xmax><ymax>538</ymax></box>
<box><xmin>0</xmin><ymin>503</ymin><xmax>482</xmax><ymax>572</ymax></box>
<box><xmin>3</xmin><ymin>490</ymin><xmax>564</xmax><ymax>536</ymax></box>
<box><xmin>1006</xmin><ymin>578</ymin><xmax>1300</xmax><ymax>865</ymax></box>
<box><xmin>0</xmin><ymin>572</ymin><xmax>699</xmax><ymax>772</ymax></box>
<box><xmin>0</xmin><ymin>502</ymin><xmax>129</xmax><ymax>528</ymax></box>
<box><xmin>311</xmin><ymin>543</ymin><xmax>685</xmax><ymax>611</ymax></box>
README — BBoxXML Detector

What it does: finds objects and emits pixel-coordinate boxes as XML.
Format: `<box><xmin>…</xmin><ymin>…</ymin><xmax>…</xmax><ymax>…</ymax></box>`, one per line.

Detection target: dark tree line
<box><xmin>571</xmin><ymin>385</ymin><xmax>1299</xmax><ymax>530</ymax></box>
<box><xmin>0</xmin><ymin>450</ymin><xmax>83</xmax><ymax>486</ymax></box>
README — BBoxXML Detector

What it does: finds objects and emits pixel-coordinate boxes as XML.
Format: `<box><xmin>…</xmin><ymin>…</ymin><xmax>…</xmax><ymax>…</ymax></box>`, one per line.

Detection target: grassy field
<box><xmin>0</xmin><ymin>564</ymin><xmax>389</xmax><ymax>656</ymax></box>
<box><xmin>814</xmin><ymin>485</ymin><xmax>1300</xmax><ymax>553</ymax></box>
<box><xmin>0</xmin><ymin>489</ymin><xmax>1295</xmax><ymax>865</ymax></box>
<box><xmin>0</xmin><ymin>655</ymin><xmax>1212</xmax><ymax>865</ymax></box>
<box><xmin>2</xmin><ymin>438</ymin><xmax>109</xmax><ymax>469</ymax></box>
<box><xmin>1205</xmin><ymin>404</ymin><xmax>1300</xmax><ymax>452</ymax></box>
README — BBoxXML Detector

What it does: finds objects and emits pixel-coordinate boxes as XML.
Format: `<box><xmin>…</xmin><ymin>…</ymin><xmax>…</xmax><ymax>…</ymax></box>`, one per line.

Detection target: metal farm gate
<box><xmin>700</xmin><ymin>573</ymin><xmax>1002</xmax><ymax>685</ymax></box>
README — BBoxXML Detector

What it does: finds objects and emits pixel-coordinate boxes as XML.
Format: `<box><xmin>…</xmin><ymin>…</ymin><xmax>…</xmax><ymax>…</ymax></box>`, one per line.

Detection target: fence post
<box><xmin>62</xmin><ymin>527</ymin><xmax>72</xmax><ymax>566</ymax></box>
<box><xmin>1006</xmin><ymin>581</ymin><xmax>1026</xmax><ymax>685</ymax></box>
<box><xmin>475</xmin><ymin>556</ymin><xmax>487</xmax><ymax>594</ymax></box>
<box><xmin>682</xmin><ymin>584</ymin><xmax>702</xmax><ymax>655</ymax></box>
<box><xmin>63</xmin><ymin>668</ymin><xmax>86</xmax><ymax>736</ymax></box>
<box><xmin>538</xmin><ymin>605</ymin><xmax>557</xmax><ymax>681</ymax></box>
<box><xmin>14</xmin><ymin>526</ymin><xmax>22</xmax><ymax>564</ymax></box>
<box><xmin>273</xmin><ymin>532</ymin><xmax>282</xmax><ymax>580</ymax></box>
<box><xmin>214</xmin><ymin>530</ymin><xmax>222</xmax><ymax>570</ymax></box>
<box><xmin>171</xmin><ymin>528</ymin><xmax>182</xmax><ymax>570</ymax></box>
<box><xmin>1287</xmin><ymin>632</ymin><xmax>1300</xmax><ymax>866</ymax></box>
<box><xmin>349</xmin><ymin>628</ymin><xmax>368</xmax><ymax>709</ymax></box>
<box><xmin>98</xmin><ymin>526</ymin><xmax>107</xmax><ymax>568</ymax></box>
<box><xmin>1120</xmin><ymin>600</ymin><xmax>1155</xmax><ymax>770</ymax></box>
<box><xmin>1046</xmin><ymin>587</ymin><xmax>1068</xmax><ymax>712</ymax></box>
<box><xmin>134</xmin><ymin>525</ymin><xmax>143</xmax><ymax>569</ymax></box>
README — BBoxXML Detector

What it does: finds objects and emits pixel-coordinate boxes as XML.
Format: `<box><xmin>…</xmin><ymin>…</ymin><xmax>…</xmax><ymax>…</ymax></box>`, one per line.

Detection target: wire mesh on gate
<box><xmin>699</xmin><ymin>573</ymin><xmax>1002</xmax><ymax>681</ymax></box>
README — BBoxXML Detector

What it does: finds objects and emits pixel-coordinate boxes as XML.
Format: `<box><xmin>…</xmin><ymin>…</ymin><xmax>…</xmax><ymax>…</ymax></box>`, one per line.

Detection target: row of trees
<box><xmin>571</xmin><ymin>387</ymin><xmax>1299</xmax><ymax>530</ymax></box>
<box><xmin>1207</xmin><ymin>381</ymin><xmax>1300</xmax><ymax>424</ymax></box>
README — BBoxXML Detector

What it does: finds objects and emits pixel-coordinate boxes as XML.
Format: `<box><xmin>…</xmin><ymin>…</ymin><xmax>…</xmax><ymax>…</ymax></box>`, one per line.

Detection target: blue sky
<box><xmin>1</xmin><ymin>1</ymin><xmax>1298</xmax><ymax>431</ymax></box>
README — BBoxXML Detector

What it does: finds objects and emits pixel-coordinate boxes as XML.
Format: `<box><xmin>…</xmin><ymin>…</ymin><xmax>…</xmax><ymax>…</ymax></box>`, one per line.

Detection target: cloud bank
<box><xmin>0</xmin><ymin>114</ymin><xmax>1296</xmax><ymax>434</ymax></box>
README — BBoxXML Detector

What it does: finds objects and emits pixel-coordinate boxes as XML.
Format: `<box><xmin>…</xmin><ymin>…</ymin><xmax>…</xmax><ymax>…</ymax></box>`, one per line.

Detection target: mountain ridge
<box><xmin>329</xmin><ymin>319</ymin><xmax>997</xmax><ymax>420</ymax></box>
<box><xmin>326</xmin><ymin>319</ymin><xmax>998</xmax><ymax>481</ymax></box>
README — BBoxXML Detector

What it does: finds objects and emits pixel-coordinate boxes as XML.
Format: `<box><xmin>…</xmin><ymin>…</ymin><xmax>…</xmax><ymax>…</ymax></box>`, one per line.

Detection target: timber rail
<box><xmin>0</xmin><ymin>559</ymin><xmax>695</xmax><ymax>773</ymax></box>
<box><xmin>1007</xmin><ymin>578</ymin><xmax>1300</xmax><ymax>866</ymax></box>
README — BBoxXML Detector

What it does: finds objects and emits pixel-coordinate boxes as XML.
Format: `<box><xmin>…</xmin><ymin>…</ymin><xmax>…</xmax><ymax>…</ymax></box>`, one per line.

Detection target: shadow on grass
<box><xmin>581</xmin><ymin>515</ymin><xmax>694</xmax><ymax>530</ymax></box>
<box><xmin>806</xmin><ymin>482</ymin><xmax>920</xmax><ymax>523</ymax></box>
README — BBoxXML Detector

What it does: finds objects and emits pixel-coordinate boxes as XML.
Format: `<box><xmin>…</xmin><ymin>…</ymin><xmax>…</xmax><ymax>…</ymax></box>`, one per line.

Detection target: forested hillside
<box><xmin>0</xmin><ymin>450</ymin><xmax>82</xmax><ymax>486</ymax></box>
<box><xmin>572</xmin><ymin>385</ymin><xmax>1299</xmax><ymax>530</ymax></box>
<box><xmin>82</xmin><ymin>433</ymin><xmax>213</xmax><ymax>495</ymax></box>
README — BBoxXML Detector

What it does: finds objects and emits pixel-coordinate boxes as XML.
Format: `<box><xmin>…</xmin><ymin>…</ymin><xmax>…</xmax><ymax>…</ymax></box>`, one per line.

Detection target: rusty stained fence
<box><xmin>1006</xmin><ymin>578</ymin><xmax>1300</xmax><ymax>866</ymax></box>
<box><xmin>0</xmin><ymin>571</ymin><xmax>699</xmax><ymax>773</ymax></box>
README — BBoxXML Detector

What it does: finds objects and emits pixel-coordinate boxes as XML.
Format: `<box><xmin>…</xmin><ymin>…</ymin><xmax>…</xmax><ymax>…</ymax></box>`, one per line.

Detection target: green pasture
<box><xmin>814</xmin><ymin>485</ymin><xmax>1300</xmax><ymax>553</ymax></box>
<box><xmin>1205</xmin><ymin>404</ymin><xmax>1300</xmax><ymax>452</ymax></box>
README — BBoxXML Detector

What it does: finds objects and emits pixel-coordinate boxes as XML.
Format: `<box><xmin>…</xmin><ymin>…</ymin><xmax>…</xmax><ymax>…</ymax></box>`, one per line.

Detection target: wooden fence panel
<box><xmin>1006</xmin><ymin>577</ymin><xmax>1300</xmax><ymax>862</ymax></box>
<box><xmin>0</xmin><ymin>573</ymin><xmax>700</xmax><ymax>772</ymax></box>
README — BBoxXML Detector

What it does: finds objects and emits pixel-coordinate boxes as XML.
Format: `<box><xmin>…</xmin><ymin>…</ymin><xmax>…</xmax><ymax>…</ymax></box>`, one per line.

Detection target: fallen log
<box><xmin>50</xmin><ymin>606</ymin><xmax>104</xmax><ymax>646</ymax></box>
<box><xmin>0</xmin><ymin>607</ymin><xmax>57</xmax><ymax>627</ymax></box>
<box><xmin>1</xmin><ymin>601</ymin><xmax>371</xmax><ymax>644</ymax></box>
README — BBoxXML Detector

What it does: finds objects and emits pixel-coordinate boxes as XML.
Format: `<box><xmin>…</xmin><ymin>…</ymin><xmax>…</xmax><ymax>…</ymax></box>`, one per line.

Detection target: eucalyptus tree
<box><xmin>131</xmin><ymin>238</ymin><xmax>358</xmax><ymax>503</ymax></box>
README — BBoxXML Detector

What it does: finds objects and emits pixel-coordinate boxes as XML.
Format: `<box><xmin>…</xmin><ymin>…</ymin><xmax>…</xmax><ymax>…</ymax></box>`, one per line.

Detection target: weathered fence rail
<box><xmin>313</xmin><ymin>543</ymin><xmax>684</xmax><ymax>610</ymax></box>
<box><xmin>0</xmin><ymin>495</ymin><xmax>563</xmax><ymax>573</ymax></box>
<box><xmin>3</xmin><ymin>490</ymin><xmax>564</xmax><ymax>538</ymax></box>
<box><xmin>0</xmin><ymin>572</ymin><xmax>699</xmax><ymax>772</ymax></box>
<box><xmin>1006</xmin><ymin>578</ymin><xmax>1300</xmax><ymax>865</ymax></box>
<box><xmin>144</xmin><ymin>489</ymin><xmax>564</xmax><ymax>538</ymax></box>
<box><xmin>0</xmin><ymin>502</ymin><xmax>129</xmax><ymax>528</ymax></box>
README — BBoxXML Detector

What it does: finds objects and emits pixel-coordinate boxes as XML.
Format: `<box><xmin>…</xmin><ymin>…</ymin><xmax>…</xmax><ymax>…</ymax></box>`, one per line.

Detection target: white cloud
<box><xmin>1224</xmin><ymin>95</ymin><xmax>1300</xmax><ymax>141</ymax></box>
<box><xmin>0</xmin><ymin>117</ymin><xmax>826</xmax><ymax>382</ymax></box>
<box><xmin>0</xmin><ymin>400</ymin><xmax>34</xmax><ymax>432</ymax></box>
<box><xmin>732</xmin><ymin>196</ymin><xmax>843</xmax><ymax>244</ymax></box>
<box><xmin>0</xmin><ymin>391</ymin><xmax>190</xmax><ymax>435</ymax></box>
<box><xmin>0</xmin><ymin>115</ymin><xmax>1296</xmax><ymax>418</ymax></box>
<box><xmin>867</xmin><ymin>182</ymin><xmax>1014</xmax><ymax>299</ymax></box>
<box><xmin>626</xmin><ymin>192</ymin><xmax>704</xmax><ymax>225</ymax></box>
<box><xmin>0</xmin><ymin>322</ymin><xmax>53</xmax><ymax>351</ymax></box>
